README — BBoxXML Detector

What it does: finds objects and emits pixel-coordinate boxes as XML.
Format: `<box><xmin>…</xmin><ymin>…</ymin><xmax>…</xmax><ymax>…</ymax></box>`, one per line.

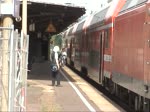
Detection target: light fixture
<box><xmin>46</xmin><ymin>21</ymin><xmax>56</xmax><ymax>32</ymax></box>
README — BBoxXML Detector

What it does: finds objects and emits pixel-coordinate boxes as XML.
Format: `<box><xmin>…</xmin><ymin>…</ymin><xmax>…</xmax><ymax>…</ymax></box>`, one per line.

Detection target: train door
<box><xmin>99</xmin><ymin>31</ymin><xmax>105</xmax><ymax>83</ymax></box>
<box><xmin>143</xmin><ymin>4</ymin><xmax>150</xmax><ymax>85</ymax></box>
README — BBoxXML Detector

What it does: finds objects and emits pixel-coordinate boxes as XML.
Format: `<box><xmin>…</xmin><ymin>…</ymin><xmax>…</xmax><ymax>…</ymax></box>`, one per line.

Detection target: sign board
<box><xmin>0</xmin><ymin>0</ymin><xmax>20</xmax><ymax>18</ymax></box>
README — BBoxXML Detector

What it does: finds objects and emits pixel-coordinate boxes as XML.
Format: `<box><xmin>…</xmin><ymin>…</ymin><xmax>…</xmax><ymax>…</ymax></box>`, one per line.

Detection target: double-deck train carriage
<box><xmin>111</xmin><ymin>0</ymin><xmax>150</xmax><ymax>111</ymax></box>
<box><xmin>63</xmin><ymin>0</ymin><xmax>150</xmax><ymax>111</ymax></box>
<box><xmin>63</xmin><ymin>24</ymin><xmax>78</xmax><ymax>66</ymax></box>
<box><xmin>73</xmin><ymin>20</ymin><xmax>87</xmax><ymax>73</ymax></box>
<box><xmin>62</xmin><ymin>28</ymin><xmax>72</xmax><ymax>65</ymax></box>
<box><xmin>65</xmin><ymin>0</ymin><xmax>125</xmax><ymax>84</ymax></box>
<box><xmin>64</xmin><ymin>20</ymin><xmax>86</xmax><ymax>69</ymax></box>
<box><xmin>63</xmin><ymin>0</ymin><xmax>122</xmax><ymax>82</ymax></box>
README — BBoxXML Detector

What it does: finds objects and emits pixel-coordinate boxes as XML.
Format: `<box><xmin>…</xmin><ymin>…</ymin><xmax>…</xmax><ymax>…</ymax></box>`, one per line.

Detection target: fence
<box><xmin>0</xmin><ymin>26</ymin><xmax>29</xmax><ymax>111</ymax></box>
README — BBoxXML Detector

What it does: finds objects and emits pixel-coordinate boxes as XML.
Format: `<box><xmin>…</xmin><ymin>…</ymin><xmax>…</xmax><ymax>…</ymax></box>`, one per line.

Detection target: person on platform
<box><xmin>50</xmin><ymin>46</ymin><xmax>61</xmax><ymax>86</ymax></box>
<box><xmin>59</xmin><ymin>48</ymin><xmax>67</xmax><ymax>67</ymax></box>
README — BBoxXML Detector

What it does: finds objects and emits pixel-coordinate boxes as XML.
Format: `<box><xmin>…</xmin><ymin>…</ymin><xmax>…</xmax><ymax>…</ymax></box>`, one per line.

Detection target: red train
<box><xmin>62</xmin><ymin>0</ymin><xmax>150</xmax><ymax>111</ymax></box>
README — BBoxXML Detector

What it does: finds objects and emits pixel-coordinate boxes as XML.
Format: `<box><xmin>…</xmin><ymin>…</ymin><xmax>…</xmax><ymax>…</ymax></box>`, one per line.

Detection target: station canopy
<box><xmin>15</xmin><ymin>0</ymin><xmax>86</xmax><ymax>34</ymax></box>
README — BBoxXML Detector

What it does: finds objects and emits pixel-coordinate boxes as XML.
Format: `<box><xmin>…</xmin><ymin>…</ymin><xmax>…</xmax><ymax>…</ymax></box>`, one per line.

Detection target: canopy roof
<box><xmin>14</xmin><ymin>0</ymin><xmax>86</xmax><ymax>34</ymax></box>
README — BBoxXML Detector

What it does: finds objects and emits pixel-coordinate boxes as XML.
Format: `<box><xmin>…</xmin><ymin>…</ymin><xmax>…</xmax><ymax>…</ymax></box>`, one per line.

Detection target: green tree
<box><xmin>50</xmin><ymin>34</ymin><xmax>62</xmax><ymax>49</ymax></box>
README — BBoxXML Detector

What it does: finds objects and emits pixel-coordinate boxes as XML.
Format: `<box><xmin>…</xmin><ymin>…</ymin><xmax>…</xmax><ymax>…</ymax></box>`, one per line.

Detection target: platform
<box><xmin>27</xmin><ymin>61</ymin><xmax>125</xmax><ymax>112</ymax></box>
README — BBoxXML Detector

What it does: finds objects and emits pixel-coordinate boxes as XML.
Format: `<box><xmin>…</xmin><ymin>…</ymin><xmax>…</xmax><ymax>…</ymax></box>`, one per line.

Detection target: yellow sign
<box><xmin>46</xmin><ymin>23</ymin><xmax>56</xmax><ymax>32</ymax></box>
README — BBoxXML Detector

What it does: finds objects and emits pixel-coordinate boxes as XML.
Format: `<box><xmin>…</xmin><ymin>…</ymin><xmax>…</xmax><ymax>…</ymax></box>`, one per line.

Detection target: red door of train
<box><xmin>99</xmin><ymin>31</ymin><xmax>105</xmax><ymax>83</ymax></box>
<box><xmin>144</xmin><ymin>3</ymin><xmax>150</xmax><ymax>84</ymax></box>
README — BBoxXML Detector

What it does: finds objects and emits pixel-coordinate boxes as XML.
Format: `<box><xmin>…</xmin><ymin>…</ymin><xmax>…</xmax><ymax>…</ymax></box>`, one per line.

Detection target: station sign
<box><xmin>0</xmin><ymin>0</ymin><xmax>20</xmax><ymax>18</ymax></box>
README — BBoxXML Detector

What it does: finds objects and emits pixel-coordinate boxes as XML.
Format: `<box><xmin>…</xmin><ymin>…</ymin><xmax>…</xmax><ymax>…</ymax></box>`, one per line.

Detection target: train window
<box><xmin>105</xmin><ymin>30</ymin><xmax>110</xmax><ymax>48</ymax></box>
<box><xmin>120</xmin><ymin>0</ymin><xmax>147</xmax><ymax>12</ymax></box>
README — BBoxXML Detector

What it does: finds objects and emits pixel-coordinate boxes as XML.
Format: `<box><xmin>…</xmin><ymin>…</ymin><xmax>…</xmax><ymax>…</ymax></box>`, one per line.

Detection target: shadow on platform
<box><xmin>27</xmin><ymin>61</ymin><xmax>67</xmax><ymax>82</ymax></box>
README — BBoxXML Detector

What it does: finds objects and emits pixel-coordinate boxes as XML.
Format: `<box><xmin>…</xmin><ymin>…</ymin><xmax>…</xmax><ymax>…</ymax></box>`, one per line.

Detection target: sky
<box><xmin>29</xmin><ymin>0</ymin><xmax>109</xmax><ymax>14</ymax></box>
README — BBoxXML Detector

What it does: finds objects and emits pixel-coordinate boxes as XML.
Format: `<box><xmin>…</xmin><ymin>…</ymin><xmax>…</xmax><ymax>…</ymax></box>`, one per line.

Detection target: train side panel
<box><xmin>112</xmin><ymin>4</ymin><xmax>150</xmax><ymax>98</ymax></box>
<box><xmin>74</xmin><ymin>34</ymin><xmax>82</xmax><ymax>71</ymax></box>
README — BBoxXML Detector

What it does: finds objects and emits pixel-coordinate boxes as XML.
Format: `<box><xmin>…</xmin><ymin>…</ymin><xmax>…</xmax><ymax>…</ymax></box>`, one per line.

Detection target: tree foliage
<box><xmin>50</xmin><ymin>34</ymin><xmax>62</xmax><ymax>49</ymax></box>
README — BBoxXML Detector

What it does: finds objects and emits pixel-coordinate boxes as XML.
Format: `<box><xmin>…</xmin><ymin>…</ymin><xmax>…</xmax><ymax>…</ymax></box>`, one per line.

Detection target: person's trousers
<box><xmin>52</xmin><ymin>71</ymin><xmax>60</xmax><ymax>85</ymax></box>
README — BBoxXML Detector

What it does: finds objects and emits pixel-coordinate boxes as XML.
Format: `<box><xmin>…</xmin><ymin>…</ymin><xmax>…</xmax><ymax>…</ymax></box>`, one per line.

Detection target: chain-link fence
<box><xmin>0</xmin><ymin>26</ymin><xmax>29</xmax><ymax>111</ymax></box>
